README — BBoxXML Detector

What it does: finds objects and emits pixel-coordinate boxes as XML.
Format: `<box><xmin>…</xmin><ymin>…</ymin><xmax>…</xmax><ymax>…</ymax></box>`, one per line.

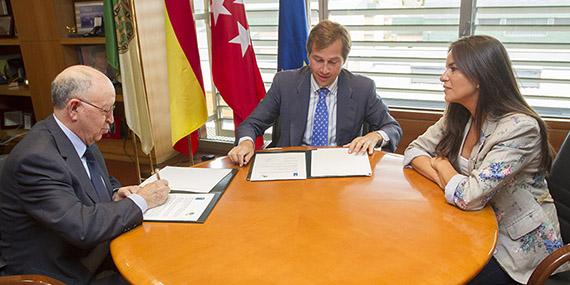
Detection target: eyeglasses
<box><xmin>76</xmin><ymin>98</ymin><xmax>115</xmax><ymax>116</ymax></box>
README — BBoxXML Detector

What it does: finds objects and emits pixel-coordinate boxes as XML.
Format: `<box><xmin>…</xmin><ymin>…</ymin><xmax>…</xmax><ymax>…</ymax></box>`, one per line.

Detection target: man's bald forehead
<box><xmin>55</xmin><ymin>65</ymin><xmax>105</xmax><ymax>82</ymax></box>
<box><xmin>51</xmin><ymin>65</ymin><xmax>114</xmax><ymax>109</ymax></box>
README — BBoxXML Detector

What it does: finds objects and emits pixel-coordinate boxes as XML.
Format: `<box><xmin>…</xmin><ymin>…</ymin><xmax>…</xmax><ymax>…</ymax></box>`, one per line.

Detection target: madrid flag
<box><xmin>210</xmin><ymin>0</ymin><xmax>266</xmax><ymax>148</ymax></box>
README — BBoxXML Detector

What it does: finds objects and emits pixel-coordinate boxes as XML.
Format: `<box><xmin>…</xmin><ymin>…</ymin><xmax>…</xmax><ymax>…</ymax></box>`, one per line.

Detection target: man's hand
<box><xmin>137</xmin><ymin>180</ymin><xmax>170</xmax><ymax>209</ymax></box>
<box><xmin>112</xmin><ymin>185</ymin><xmax>140</xmax><ymax>201</ymax></box>
<box><xmin>228</xmin><ymin>140</ymin><xmax>255</xmax><ymax>166</ymax></box>
<box><xmin>344</xmin><ymin>132</ymin><xmax>382</xmax><ymax>155</ymax></box>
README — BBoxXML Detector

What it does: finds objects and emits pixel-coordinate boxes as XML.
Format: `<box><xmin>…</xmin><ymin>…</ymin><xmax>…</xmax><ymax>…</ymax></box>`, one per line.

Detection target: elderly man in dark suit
<box><xmin>0</xmin><ymin>65</ymin><xmax>170</xmax><ymax>284</ymax></box>
<box><xmin>228</xmin><ymin>20</ymin><xmax>402</xmax><ymax>166</ymax></box>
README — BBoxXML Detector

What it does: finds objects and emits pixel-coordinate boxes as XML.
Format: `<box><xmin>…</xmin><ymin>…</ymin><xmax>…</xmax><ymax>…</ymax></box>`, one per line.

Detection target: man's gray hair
<box><xmin>51</xmin><ymin>70</ymin><xmax>93</xmax><ymax>109</ymax></box>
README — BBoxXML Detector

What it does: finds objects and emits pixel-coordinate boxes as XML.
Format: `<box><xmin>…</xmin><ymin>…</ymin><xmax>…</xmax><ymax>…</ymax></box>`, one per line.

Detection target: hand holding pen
<box><xmin>155</xmin><ymin>168</ymin><xmax>161</xmax><ymax>180</ymax></box>
<box><xmin>137</xmin><ymin>168</ymin><xmax>170</xmax><ymax>208</ymax></box>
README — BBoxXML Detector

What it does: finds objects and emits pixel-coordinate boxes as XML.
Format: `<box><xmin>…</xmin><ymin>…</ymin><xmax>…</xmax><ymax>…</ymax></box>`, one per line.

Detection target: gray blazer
<box><xmin>236</xmin><ymin>67</ymin><xmax>402</xmax><ymax>152</ymax></box>
<box><xmin>404</xmin><ymin>113</ymin><xmax>564</xmax><ymax>284</ymax></box>
<box><xmin>0</xmin><ymin>116</ymin><xmax>142</xmax><ymax>284</ymax></box>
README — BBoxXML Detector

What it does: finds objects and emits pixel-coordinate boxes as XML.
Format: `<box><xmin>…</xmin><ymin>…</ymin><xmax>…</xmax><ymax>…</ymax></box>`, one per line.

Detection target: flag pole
<box><xmin>188</xmin><ymin>135</ymin><xmax>195</xmax><ymax>166</ymax></box>
<box><xmin>149</xmin><ymin>148</ymin><xmax>156</xmax><ymax>176</ymax></box>
<box><xmin>130</xmin><ymin>130</ymin><xmax>142</xmax><ymax>183</ymax></box>
<box><xmin>130</xmin><ymin>0</ymin><xmax>156</xmax><ymax>173</ymax></box>
<box><xmin>305</xmin><ymin>0</ymin><xmax>311</xmax><ymax>27</ymax></box>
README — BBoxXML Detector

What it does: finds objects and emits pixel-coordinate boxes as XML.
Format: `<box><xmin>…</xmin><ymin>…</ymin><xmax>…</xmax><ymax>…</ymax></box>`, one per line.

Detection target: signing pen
<box><xmin>155</xmin><ymin>168</ymin><xmax>161</xmax><ymax>180</ymax></box>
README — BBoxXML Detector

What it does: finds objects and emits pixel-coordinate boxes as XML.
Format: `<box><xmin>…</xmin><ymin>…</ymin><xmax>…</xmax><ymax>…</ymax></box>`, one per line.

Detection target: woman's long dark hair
<box><xmin>435</xmin><ymin>35</ymin><xmax>553</xmax><ymax>171</ymax></box>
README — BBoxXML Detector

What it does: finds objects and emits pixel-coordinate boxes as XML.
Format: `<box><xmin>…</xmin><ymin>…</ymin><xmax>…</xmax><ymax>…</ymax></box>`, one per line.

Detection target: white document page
<box><xmin>250</xmin><ymin>152</ymin><xmax>307</xmax><ymax>181</ymax></box>
<box><xmin>310</xmin><ymin>148</ymin><xmax>372</xmax><ymax>177</ymax></box>
<box><xmin>143</xmin><ymin>193</ymin><xmax>214</xmax><ymax>222</ymax></box>
<box><xmin>141</xmin><ymin>166</ymin><xmax>231</xmax><ymax>193</ymax></box>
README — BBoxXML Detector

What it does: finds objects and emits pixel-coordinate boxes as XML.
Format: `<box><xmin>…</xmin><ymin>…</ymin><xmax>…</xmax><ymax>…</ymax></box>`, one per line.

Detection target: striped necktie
<box><xmin>84</xmin><ymin>147</ymin><xmax>111</xmax><ymax>202</ymax></box>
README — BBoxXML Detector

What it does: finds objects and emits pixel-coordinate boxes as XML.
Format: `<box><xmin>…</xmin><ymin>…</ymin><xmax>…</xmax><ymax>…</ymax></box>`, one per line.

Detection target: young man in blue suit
<box><xmin>228</xmin><ymin>20</ymin><xmax>402</xmax><ymax>166</ymax></box>
<box><xmin>0</xmin><ymin>65</ymin><xmax>170</xmax><ymax>284</ymax></box>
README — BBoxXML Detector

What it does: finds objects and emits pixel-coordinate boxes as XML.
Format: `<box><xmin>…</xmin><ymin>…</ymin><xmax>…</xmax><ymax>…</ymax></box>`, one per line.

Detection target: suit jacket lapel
<box><xmin>336</xmin><ymin>70</ymin><xmax>355</xmax><ymax>145</ymax></box>
<box><xmin>290</xmin><ymin>68</ymin><xmax>312</xmax><ymax>145</ymax></box>
<box><xmin>45</xmin><ymin>116</ymin><xmax>100</xmax><ymax>203</ymax></box>
<box><xmin>470</xmin><ymin>118</ymin><xmax>499</xmax><ymax>171</ymax></box>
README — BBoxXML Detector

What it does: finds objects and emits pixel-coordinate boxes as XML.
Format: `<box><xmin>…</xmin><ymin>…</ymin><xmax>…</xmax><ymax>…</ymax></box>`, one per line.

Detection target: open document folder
<box><xmin>141</xmin><ymin>166</ymin><xmax>232</xmax><ymax>193</ymax></box>
<box><xmin>248</xmin><ymin>148</ymin><xmax>372</xmax><ymax>181</ymax></box>
<box><xmin>141</xmin><ymin>166</ymin><xmax>237</xmax><ymax>223</ymax></box>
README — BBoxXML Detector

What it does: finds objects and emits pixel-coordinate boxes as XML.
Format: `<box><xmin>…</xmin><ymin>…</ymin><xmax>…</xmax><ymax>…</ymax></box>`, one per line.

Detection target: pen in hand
<box><xmin>155</xmin><ymin>168</ymin><xmax>161</xmax><ymax>180</ymax></box>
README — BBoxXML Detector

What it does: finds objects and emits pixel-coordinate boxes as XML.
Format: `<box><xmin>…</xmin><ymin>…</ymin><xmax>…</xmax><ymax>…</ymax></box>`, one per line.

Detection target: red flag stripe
<box><xmin>164</xmin><ymin>0</ymin><xmax>204</xmax><ymax>91</ymax></box>
<box><xmin>173</xmin><ymin>132</ymin><xmax>200</xmax><ymax>155</ymax></box>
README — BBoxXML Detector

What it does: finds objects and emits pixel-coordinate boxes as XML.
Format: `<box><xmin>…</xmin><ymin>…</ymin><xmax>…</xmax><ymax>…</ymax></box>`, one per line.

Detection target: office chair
<box><xmin>0</xmin><ymin>154</ymin><xmax>6</xmax><ymax>275</ymax></box>
<box><xmin>265</xmin><ymin>119</ymin><xmax>281</xmax><ymax>149</ymax></box>
<box><xmin>0</xmin><ymin>274</ymin><xmax>65</xmax><ymax>285</ymax></box>
<box><xmin>527</xmin><ymin>132</ymin><xmax>570</xmax><ymax>285</ymax></box>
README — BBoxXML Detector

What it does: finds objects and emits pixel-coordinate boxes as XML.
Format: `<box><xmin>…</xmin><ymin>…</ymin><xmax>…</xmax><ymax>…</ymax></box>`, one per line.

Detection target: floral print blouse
<box><xmin>403</xmin><ymin>113</ymin><xmax>564</xmax><ymax>284</ymax></box>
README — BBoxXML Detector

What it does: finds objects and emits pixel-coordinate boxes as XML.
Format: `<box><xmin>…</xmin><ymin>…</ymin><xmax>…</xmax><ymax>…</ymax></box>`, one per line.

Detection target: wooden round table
<box><xmin>111</xmin><ymin>150</ymin><xmax>497</xmax><ymax>284</ymax></box>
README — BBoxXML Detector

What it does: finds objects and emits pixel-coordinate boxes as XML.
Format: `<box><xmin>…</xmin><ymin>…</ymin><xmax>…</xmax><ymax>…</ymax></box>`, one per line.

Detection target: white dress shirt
<box><xmin>240</xmin><ymin>74</ymin><xmax>389</xmax><ymax>147</ymax></box>
<box><xmin>53</xmin><ymin>115</ymin><xmax>147</xmax><ymax>212</ymax></box>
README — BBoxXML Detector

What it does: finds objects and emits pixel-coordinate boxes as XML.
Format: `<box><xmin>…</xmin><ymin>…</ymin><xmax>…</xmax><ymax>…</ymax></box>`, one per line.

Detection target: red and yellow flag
<box><xmin>165</xmin><ymin>0</ymin><xmax>207</xmax><ymax>155</ymax></box>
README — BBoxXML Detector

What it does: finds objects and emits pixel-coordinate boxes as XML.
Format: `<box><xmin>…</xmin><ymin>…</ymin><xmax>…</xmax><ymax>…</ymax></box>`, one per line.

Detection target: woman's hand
<box><xmin>430</xmin><ymin>156</ymin><xmax>458</xmax><ymax>188</ymax></box>
<box><xmin>410</xmin><ymin>156</ymin><xmax>442</xmax><ymax>188</ymax></box>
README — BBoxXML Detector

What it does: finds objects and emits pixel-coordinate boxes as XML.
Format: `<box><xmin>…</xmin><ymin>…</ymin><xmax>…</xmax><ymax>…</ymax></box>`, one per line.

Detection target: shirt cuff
<box><xmin>445</xmin><ymin>174</ymin><xmax>468</xmax><ymax>205</ymax></box>
<box><xmin>128</xmin><ymin>194</ymin><xmax>148</xmax><ymax>213</ymax></box>
<box><xmin>238</xmin><ymin>136</ymin><xmax>254</xmax><ymax>145</ymax></box>
<box><xmin>402</xmin><ymin>148</ymin><xmax>431</xmax><ymax>166</ymax></box>
<box><xmin>376</xmin><ymin>130</ymin><xmax>389</xmax><ymax>147</ymax></box>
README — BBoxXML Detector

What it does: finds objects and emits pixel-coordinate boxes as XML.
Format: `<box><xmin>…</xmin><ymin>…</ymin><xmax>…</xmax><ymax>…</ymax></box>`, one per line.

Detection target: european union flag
<box><xmin>277</xmin><ymin>0</ymin><xmax>309</xmax><ymax>71</ymax></box>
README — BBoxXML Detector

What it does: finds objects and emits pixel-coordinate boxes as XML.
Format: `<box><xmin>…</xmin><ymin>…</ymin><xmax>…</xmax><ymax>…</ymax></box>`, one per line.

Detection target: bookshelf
<box><xmin>0</xmin><ymin>38</ymin><xmax>19</xmax><ymax>46</ymax></box>
<box><xmin>0</xmin><ymin>84</ymin><xmax>30</xmax><ymax>97</ymax></box>
<box><xmin>9</xmin><ymin>0</ymin><xmax>66</xmax><ymax>121</ymax></box>
<box><xmin>2</xmin><ymin>0</ymin><xmax>141</xmax><ymax>162</ymax></box>
<box><xmin>60</xmin><ymin>37</ymin><xmax>105</xmax><ymax>45</ymax></box>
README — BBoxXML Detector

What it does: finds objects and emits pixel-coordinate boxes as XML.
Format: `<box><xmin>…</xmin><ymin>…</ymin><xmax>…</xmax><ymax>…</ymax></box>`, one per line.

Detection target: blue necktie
<box><xmin>311</xmin><ymin>88</ymin><xmax>329</xmax><ymax>146</ymax></box>
<box><xmin>84</xmin><ymin>147</ymin><xmax>111</xmax><ymax>202</ymax></box>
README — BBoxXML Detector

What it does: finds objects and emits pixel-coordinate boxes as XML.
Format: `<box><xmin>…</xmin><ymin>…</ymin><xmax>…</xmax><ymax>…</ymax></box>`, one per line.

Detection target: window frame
<box><xmin>195</xmin><ymin>0</ymin><xmax>570</xmax><ymax>144</ymax></box>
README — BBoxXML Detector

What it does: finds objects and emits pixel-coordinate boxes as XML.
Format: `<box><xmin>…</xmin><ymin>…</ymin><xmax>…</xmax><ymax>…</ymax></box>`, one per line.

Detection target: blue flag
<box><xmin>278</xmin><ymin>0</ymin><xmax>309</xmax><ymax>71</ymax></box>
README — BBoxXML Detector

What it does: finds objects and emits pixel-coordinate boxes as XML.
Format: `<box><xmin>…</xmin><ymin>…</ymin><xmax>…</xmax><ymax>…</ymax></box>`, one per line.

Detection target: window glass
<box><xmin>474</xmin><ymin>0</ymin><xmax>570</xmax><ymax>118</ymax></box>
<box><xmin>328</xmin><ymin>0</ymin><xmax>460</xmax><ymax>110</ymax></box>
<box><xmin>197</xmin><ymin>0</ymin><xmax>570</xmax><ymax>142</ymax></box>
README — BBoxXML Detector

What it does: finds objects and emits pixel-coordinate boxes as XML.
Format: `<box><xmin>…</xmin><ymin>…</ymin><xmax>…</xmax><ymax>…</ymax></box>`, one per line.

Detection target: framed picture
<box><xmin>74</xmin><ymin>1</ymin><xmax>104</xmax><ymax>34</ymax></box>
<box><xmin>2</xmin><ymin>110</ymin><xmax>22</xmax><ymax>128</ymax></box>
<box><xmin>0</xmin><ymin>0</ymin><xmax>8</xmax><ymax>16</ymax></box>
<box><xmin>77</xmin><ymin>45</ymin><xmax>113</xmax><ymax>77</ymax></box>
<box><xmin>0</xmin><ymin>16</ymin><xmax>12</xmax><ymax>36</ymax></box>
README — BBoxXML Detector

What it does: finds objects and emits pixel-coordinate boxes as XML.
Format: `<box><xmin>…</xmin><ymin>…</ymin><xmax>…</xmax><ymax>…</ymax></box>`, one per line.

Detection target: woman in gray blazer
<box><xmin>403</xmin><ymin>35</ymin><xmax>564</xmax><ymax>284</ymax></box>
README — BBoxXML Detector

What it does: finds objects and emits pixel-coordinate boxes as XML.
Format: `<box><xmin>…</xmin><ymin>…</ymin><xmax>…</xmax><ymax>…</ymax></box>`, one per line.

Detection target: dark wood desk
<box><xmin>111</xmin><ymin>150</ymin><xmax>497</xmax><ymax>284</ymax></box>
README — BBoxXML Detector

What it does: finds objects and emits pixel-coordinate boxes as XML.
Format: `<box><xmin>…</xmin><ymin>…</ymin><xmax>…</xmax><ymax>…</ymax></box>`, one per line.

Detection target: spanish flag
<box><xmin>165</xmin><ymin>0</ymin><xmax>207</xmax><ymax>155</ymax></box>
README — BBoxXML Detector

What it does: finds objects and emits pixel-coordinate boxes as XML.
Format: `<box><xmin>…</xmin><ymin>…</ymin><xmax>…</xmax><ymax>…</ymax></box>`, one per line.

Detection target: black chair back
<box><xmin>266</xmin><ymin>119</ymin><xmax>281</xmax><ymax>149</ymax></box>
<box><xmin>549</xmin><ymin>132</ymin><xmax>570</xmax><ymax>243</ymax></box>
<box><xmin>0</xmin><ymin>155</ymin><xmax>6</xmax><ymax>274</ymax></box>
